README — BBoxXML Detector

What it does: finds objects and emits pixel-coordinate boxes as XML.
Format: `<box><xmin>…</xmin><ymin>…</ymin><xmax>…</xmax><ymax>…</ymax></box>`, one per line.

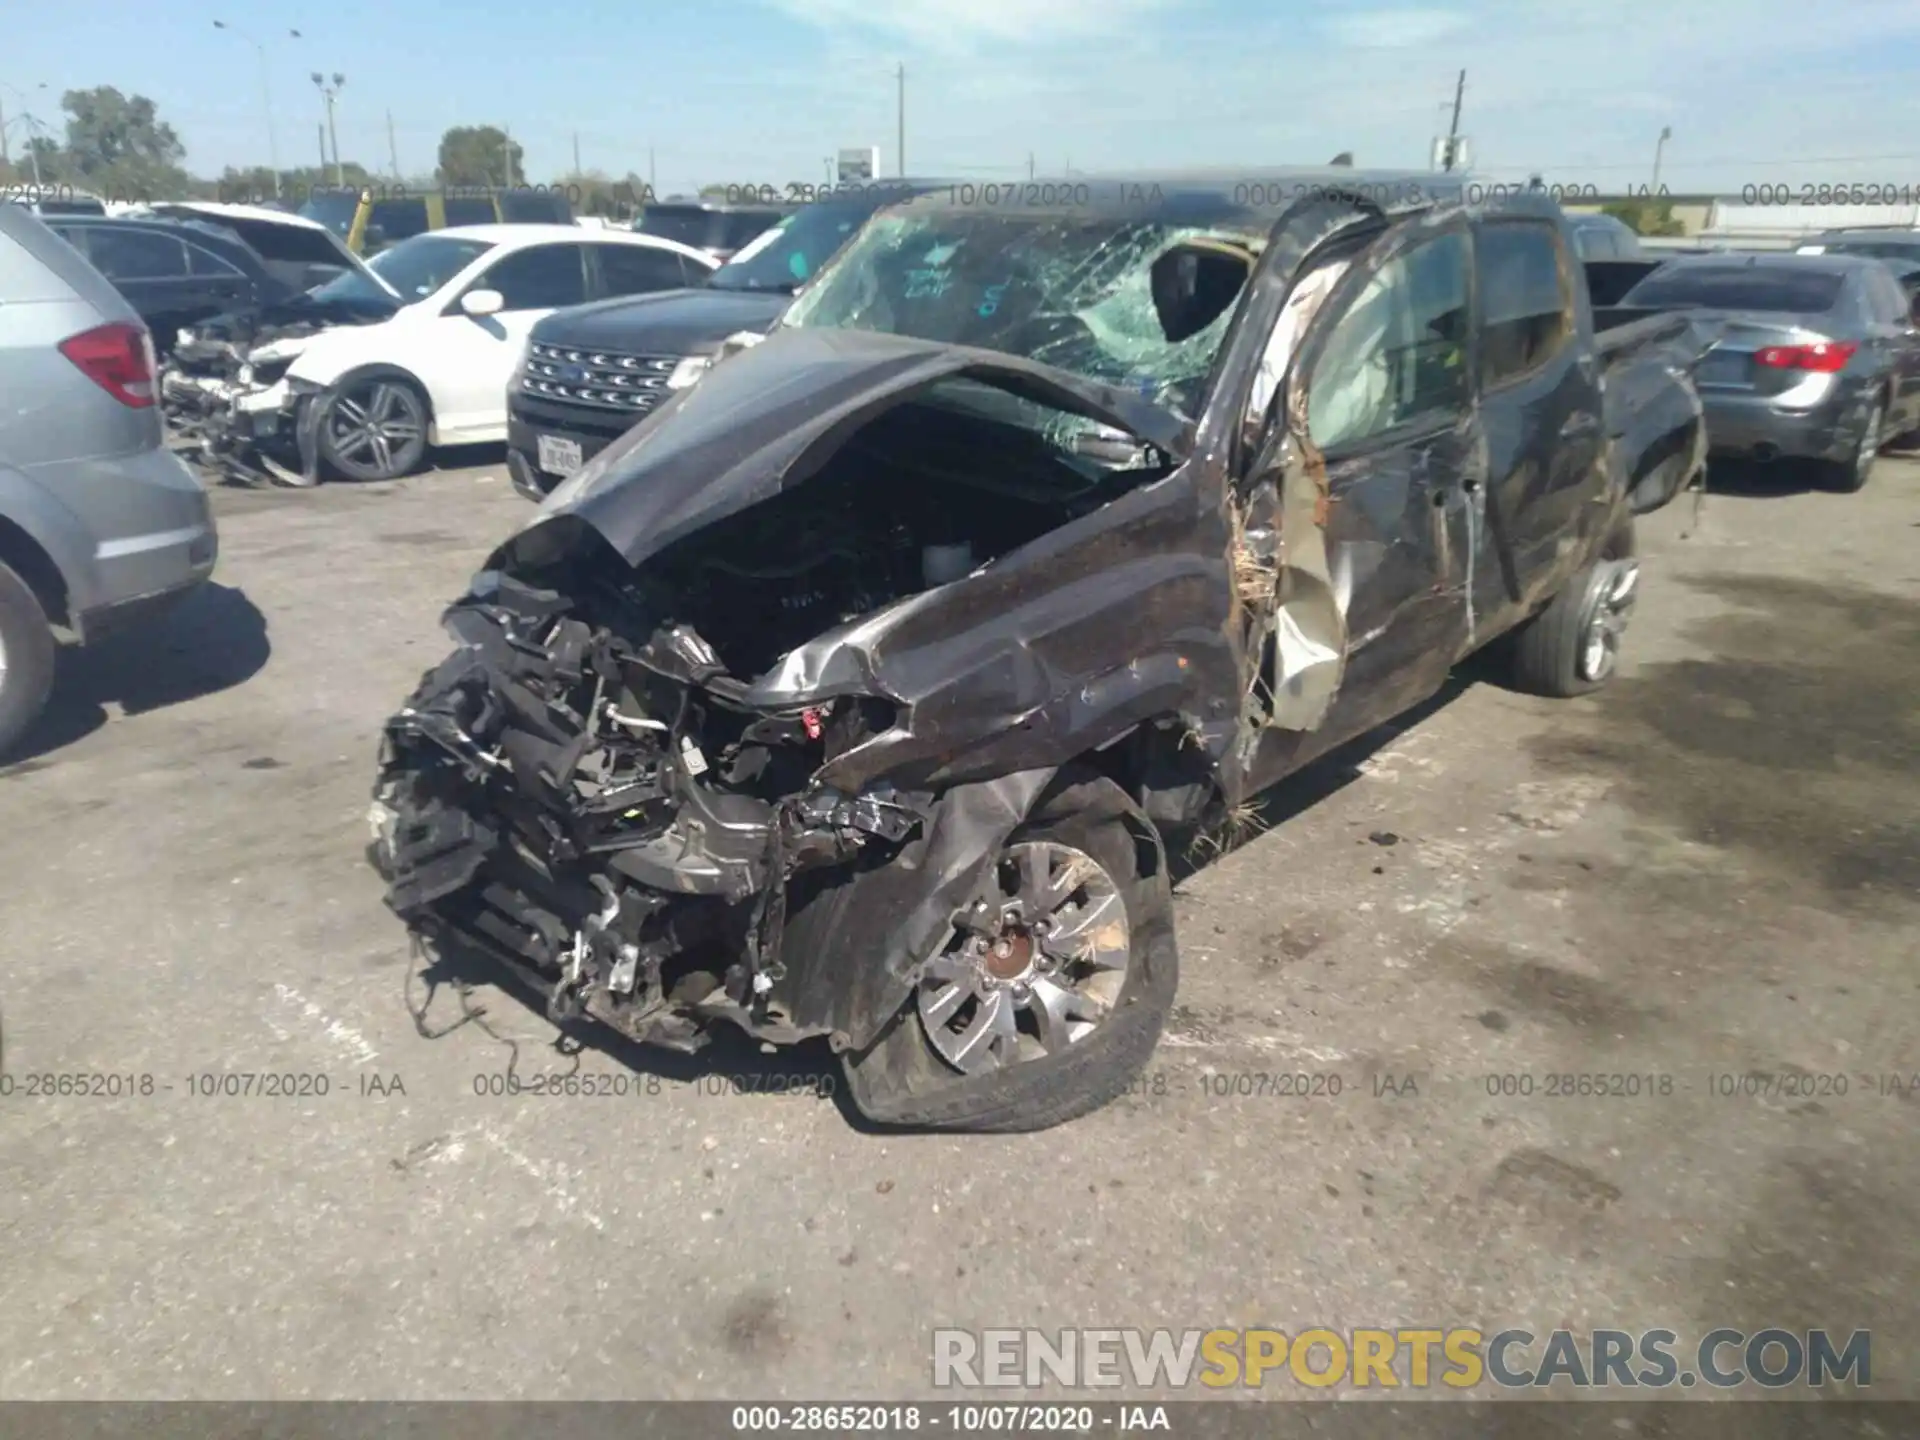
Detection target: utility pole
<box><xmin>0</xmin><ymin>92</ymin><xmax>9</xmax><ymax>168</ymax></box>
<box><xmin>317</xmin><ymin>121</ymin><xmax>326</xmax><ymax>170</ymax></box>
<box><xmin>1028</xmin><ymin>151</ymin><xmax>1035</xmax><ymax>180</ymax></box>
<box><xmin>572</xmin><ymin>131</ymin><xmax>581</xmax><ymax>175</ymax></box>
<box><xmin>895</xmin><ymin>62</ymin><xmax>905</xmax><ymax>177</ymax></box>
<box><xmin>387</xmin><ymin>109</ymin><xmax>400</xmax><ymax>179</ymax></box>
<box><xmin>311</xmin><ymin>72</ymin><xmax>345</xmax><ymax>185</ymax></box>
<box><xmin>1442</xmin><ymin>68</ymin><xmax>1465</xmax><ymax>171</ymax></box>
<box><xmin>214</xmin><ymin>22</ymin><xmax>295</xmax><ymax>197</ymax></box>
<box><xmin>1652</xmin><ymin>125</ymin><xmax>1672</xmax><ymax>192</ymax></box>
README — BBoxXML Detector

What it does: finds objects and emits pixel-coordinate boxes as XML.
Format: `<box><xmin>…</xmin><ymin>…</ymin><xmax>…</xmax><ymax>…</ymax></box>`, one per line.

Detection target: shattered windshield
<box><xmin>781</xmin><ymin>212</ymin><xmax>1259</xmax><ymax>417</ymax></box>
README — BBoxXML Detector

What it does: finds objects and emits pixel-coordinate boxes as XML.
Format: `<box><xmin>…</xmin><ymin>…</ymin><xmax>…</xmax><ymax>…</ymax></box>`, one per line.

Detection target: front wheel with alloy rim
<box><xmin>1826</xmin><ymin>398</ymin><xmax>1882</xmax><ymax>493</ymax></box>
<box><xmin>839</xmin><ymin>775</ymin><xmax>1178</xmax><ymax>1132</ymax></box>
<box><xmin>317</xmin><ymin>376</ymin><xmax>430</xmax><ymax>482</ymax></box>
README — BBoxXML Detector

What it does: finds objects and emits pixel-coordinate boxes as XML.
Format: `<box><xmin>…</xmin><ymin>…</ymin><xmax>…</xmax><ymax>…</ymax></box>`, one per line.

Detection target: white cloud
<box><xmin>1322</xmin><ymin>8</ymin><xmax>1471</xmax><ymax>49</ymax></box>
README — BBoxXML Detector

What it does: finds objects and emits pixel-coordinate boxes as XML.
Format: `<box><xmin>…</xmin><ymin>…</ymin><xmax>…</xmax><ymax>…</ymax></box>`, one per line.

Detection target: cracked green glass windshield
<box><xmin>782</xmin><ymin>212</ymin><xmax>1261</xmax><ymax>418</ymax></box>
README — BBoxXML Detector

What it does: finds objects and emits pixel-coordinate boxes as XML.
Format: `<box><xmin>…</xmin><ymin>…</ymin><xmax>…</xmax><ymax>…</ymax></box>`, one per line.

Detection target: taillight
<box><xmin>1753</xmin><ymin>340</ymin><xmax>1856</xmax><ymax>373</ymax></box>
<box><xmin>57</xmin><ymin>321</ymin><xmax>157</xmax><ymax>407</ymax></box>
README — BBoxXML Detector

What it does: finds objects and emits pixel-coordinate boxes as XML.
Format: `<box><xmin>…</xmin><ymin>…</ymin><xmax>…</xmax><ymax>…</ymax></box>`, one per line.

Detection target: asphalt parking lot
<box><xmin>1</xmin><ymin>452</ymin><xmax>1915</xmax><ymax>1402</ymax></box>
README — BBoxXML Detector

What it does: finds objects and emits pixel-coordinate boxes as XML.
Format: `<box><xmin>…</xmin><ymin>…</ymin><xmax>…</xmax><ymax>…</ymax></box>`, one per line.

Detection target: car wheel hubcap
<box><xmin>328</xmin><ymin>382</ymin><xmax>424</xmax><ymax>476</ymax></box>
<box><xmin>1579</xmin><ymin>560</ymin><xmax>1639</xmax><ymax>683</ymax></box>
<box><xmin>916</xmin><ymin>840</ymin><xmax>1131</xmax><ymax>1075</ymax></box>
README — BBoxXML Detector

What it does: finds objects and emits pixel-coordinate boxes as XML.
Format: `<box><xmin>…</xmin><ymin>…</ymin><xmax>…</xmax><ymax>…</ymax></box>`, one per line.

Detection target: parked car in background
<box><xmin>631</xmin><ymin>197</ymin><xmax>792</xmax><ymax>262</ymax></box>
<box><xmin>508</xmin><ymin>180</ymin><xmax>948</xmax><ymax>498</ymax></box>
<box><xmin>1567</xmin><ymin>212</ymin><xmax>1643</xmax><ymax>260</ymax></box>
<box><xmin>297</xmin><ymin>186</ymin><xmax>575</xmax><ymax>256</ymax></box>
<box><xmin>129</xmin><ymin>201</ymin><xmax>367</xmax><ymax>290</ymax></box>
<box><xmin>1618</xmin><ymin>252</ymin><xmax>1920</xmax><ymax>488</ymax></box>
<box><xmin>162</xmin><ymin>224</ymin><xmax>717</xmax><ymax>485</ymax></box>
<box><xmin>0</xmin><ymin>203</ymin><xmax>216</xmax><ymax>756</ymax></box>
<box><xmin>372</xmin><ymin>172</ymin><xmax>1718</xmax><ymax>1132</ymax></box>
<box><xmin>38</xmin><ymin>213</ymin><xmax>328</xmax><ymax>358</ymax></box>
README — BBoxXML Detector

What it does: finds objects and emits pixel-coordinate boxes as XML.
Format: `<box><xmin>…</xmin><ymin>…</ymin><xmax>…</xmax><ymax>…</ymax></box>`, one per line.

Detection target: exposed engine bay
<box><xmin>371</xmin><ymin>387</ymin><xmax>1174</xmax><ymax>1054</ymax></box>
<box><xmin>160</xmin><ymin>298</ymin><xmax>384</xmax><ymax>484</ymax></box>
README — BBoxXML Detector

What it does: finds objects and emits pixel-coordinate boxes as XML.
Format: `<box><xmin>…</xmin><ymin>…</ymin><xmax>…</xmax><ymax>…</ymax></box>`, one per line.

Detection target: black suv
<box><xmin>630</xmin><ymin>197</ymin><xmax>792</xmax><ymax>262</ymax></box>
<box><xmin>506</xmin><ymin>181</ymin><xmax>946</xmax><ymax>501</ymax></box>
<box><xmin>38</xmin><ymin>214</ymin><xmax>312</xmax><ymax>356</ymax></box>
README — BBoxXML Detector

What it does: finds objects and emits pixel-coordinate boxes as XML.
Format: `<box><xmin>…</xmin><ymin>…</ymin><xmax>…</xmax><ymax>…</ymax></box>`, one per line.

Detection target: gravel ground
<box><xmin>0</xmin><ymin>453</ymin><xmax>1914</xmax><ymax>1401</ymax></box>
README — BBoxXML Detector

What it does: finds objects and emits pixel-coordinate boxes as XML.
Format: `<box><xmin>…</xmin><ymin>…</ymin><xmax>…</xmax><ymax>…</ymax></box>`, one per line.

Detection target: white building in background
<box><xmin>1695</xmin><ymin>201</ymin><xmax>1920</xmax><ymax>249</ymax></box>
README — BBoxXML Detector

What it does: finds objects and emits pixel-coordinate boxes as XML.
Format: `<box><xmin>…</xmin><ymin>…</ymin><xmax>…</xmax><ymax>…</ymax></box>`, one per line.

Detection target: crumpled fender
<box><xmin>773</xmin><ymin>767</ymin><xmax>1058</xmax><ymax>1050</ymax></box>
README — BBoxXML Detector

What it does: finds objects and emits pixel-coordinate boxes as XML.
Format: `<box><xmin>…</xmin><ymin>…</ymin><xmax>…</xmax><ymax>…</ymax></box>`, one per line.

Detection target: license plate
<box><xmin>537</xmin><ymin>434</ymin><xmax>583</xmax><ymax>476</ymax></box>
<box><xmin>1697</xmin><ymin>350</ymin><xmax>1749</xmax><ymax>387</ymax></box>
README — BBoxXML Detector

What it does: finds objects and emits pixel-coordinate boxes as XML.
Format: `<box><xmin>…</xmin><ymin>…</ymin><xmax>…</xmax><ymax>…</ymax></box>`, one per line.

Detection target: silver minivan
<box><xmin>0</xmin><ymin>202</ymin><xmax>218</xmax><ymax>756</ymax></box>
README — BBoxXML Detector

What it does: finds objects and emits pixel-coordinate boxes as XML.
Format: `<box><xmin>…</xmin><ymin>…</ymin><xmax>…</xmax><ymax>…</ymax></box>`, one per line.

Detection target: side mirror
<box><xmin>461</xmin><ymin>289</ymin><xmax>504</xmax><ymax>317</ymax></box>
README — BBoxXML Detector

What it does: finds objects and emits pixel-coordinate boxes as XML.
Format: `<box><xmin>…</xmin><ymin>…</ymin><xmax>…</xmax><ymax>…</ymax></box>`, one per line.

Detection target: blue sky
<box><xmin>6</xmin><ymin>0</ymin><xmax>1920</xmax><ymax>194</ymax></box>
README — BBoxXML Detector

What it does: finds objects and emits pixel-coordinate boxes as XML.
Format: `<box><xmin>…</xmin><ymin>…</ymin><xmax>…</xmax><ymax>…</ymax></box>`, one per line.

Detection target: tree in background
<box><xmin>57</xmin><ymin>86</ymin><xmax>190</xmax><ymax>199</ymax></box>
<box><xmin>438</xmin><ymin>125</ymin><xmax>522</xmax><ymax>187</ymax></box>
<box><xmin>1602</xmin><ymin>198</ymin><xmax>1685</xmax><ymax>237</ymax></box>
<box><xmin>2</xmin><ymin>86</ymin><xmax>190</xmax><ymax>199</ymax></box>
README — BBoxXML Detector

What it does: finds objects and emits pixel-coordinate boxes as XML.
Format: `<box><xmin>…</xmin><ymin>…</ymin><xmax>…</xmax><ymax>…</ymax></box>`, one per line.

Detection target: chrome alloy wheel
<box><xmin>1578</xmin><ymin>559</ymin><xmax>1640</xmax><ymax>684</ymax></box>
<box><xmin>916</xmin><ymin>841</ymin><xmax>1132</xmax><ymax>1075</ymax></box>
<box><xmin>324</xmin><ymin>380</ymin><xmax>427</xmax><ymax>479</ymax></box>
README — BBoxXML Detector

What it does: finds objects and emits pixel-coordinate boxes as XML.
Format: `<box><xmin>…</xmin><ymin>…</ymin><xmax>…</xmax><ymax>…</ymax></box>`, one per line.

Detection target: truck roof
<box><xmin>899</xmin><ymin>167</ymin><xmax>1491</xmax><ymax>223</ymax></box>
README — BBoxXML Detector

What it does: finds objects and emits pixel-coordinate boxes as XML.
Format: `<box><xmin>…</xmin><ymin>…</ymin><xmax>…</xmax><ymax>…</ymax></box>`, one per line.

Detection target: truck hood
<box><xmin>530</xmin><ymin>286</ymin><xmax>791</xmax><ymax>354</ymax></box>
<box><xmin>506</xmin><ymin>326</ymin><xmax>1194</xmax><ymax>571</ymax></box>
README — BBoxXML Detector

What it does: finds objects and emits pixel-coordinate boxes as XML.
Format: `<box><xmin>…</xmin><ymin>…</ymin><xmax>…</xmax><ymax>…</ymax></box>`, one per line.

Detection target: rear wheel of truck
<box><xmin>838</xmin><ymin>775</ymin><xmax>1178</xmax><ymax>1133</ymax></box>
<box><xmin>318</xmin><ymin>376</ymin><xmax>431</xmax><ymax>482</ymax></box>
<box><xmin>1508</xmin><ymin>519</ymin><xmax>1639</xmax><ymax>699</ymax></box>
<box><xmin>1823</xmin><ymin>397</ymin><xmax>1882</xmax><ymax>494</ymax></box>
<box><xmin>0</xmin><ymin>560</ymin><xmax>57</xmax><ymax>760</ymax></box>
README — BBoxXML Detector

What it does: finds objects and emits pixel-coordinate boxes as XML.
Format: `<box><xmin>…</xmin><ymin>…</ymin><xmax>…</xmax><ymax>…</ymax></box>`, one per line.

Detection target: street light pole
<box><xmin>1652</xmin><ymin>125</ymin><xmax>1672</xmax><ymax>193</ymax></box>
<box><xmin>214</xmin><ymin>22</ymin><xmax>301</xmax><ymax>198</ymax></box>
<box><xmin>311</xmin><ymin>72</ymin><xmax>345</xmax><ymax>186</ymax></box>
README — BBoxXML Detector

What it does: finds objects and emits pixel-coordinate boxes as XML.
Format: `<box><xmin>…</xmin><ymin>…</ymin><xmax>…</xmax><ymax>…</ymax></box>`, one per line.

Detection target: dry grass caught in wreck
<box><xmin>1187</xmin><ymin>799</ymin><xmax>1272</xmax><ymax>862</ymax></box>
<box><xmin>1227</xmin><ymin>491</ymin><xmax>1278</xmax><ymax>615</ymax></box>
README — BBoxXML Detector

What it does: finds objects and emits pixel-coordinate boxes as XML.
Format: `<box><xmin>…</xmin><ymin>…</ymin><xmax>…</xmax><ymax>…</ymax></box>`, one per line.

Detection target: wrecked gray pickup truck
<box><xmin>370</xmin><ymin>171</ymin><xmax>1715</xmax><ymax>1131</ymax></box>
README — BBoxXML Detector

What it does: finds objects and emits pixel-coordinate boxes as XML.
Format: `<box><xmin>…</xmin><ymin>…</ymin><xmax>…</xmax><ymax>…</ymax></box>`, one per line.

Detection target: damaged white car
<box><xmin>162</xmin><ymin>224</ymin><xmax>716</xmax><ymax>486</ymax></box>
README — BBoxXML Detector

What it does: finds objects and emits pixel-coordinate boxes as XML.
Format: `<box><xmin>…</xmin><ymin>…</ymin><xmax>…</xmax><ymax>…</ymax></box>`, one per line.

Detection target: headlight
<box><xmin>665</xmin><ymin>355</ymin><xmax>711</xmax><ymax>390</ymax></box>
<box><xmin>176</xmin><ymin>326</ymin><xmax>197</xmax><ymax>348</ymax></box>
<box><xmin>237</xmin><ymin>363</ymin><xmax>255</xmax><ymax>386</ymax></box>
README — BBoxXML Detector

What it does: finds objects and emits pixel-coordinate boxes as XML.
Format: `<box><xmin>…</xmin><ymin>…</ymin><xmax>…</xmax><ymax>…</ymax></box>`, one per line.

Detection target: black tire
<box><xmin>317</xmin><ymin>374</ymin><xmax>431</xmax><ymax>482</ymax></box>
<box><xmin>1823</xmin><ymin>396</ymin><xmax>1883</xmax><ymax>493</ymax></box>
<box><xmin>0</xmin><ymin>560</ymin><xmax>57</xmax><ymax>760</ymax></box>
<box><xmin>839</xmin><ymin>774</ymin><xmax>1178</xmax><ymax>1133</ymax></box>
<box><xmin>1509</xmin><ymin>519</ymin><xmax>1638</xmax><ymax>699</ymax></box>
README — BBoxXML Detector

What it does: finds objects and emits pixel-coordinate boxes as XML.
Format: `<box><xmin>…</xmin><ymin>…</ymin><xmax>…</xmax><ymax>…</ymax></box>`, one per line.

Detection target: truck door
<box><xmin>1472</xmin><ymin>218</ymin><xmax>1605</xmax><ymax>622</ymax></box>
<box><xmin>1284</xmin><ymin>219</ymin><xmax>1480</xmax><ymax>733</ymax></box>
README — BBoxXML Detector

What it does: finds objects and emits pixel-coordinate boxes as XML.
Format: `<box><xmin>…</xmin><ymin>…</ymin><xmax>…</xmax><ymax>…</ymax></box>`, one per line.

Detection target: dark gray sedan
<box><xmin>1619</xmin><ymin>252</ymin><xmax>1920</xmax><ymax>490</ymax></box>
